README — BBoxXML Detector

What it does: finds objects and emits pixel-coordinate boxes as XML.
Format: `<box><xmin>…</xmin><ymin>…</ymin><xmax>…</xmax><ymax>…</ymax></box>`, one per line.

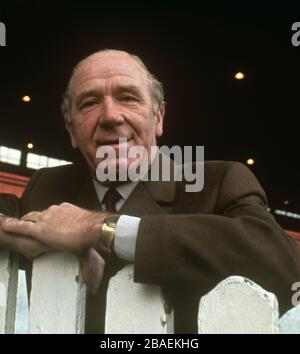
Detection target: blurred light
<box><xmin>22</xmin><ymin>95</ymin><xmax>31</xmax><ymax>103</ymax></box>
<box><xmin>274</xmin><ymin>210</ymin><xmax>300</xmax><ymax>220</ymax></box>
<box><xmin>246</xmin><ymin>158</ymin><xmax>255</xmax><ymax>166</ymax></box>
<box><xmin>26</xmin><ymin>152</ymin><xmax>73</xmax><ymax>170</ymax></box>
<box><xmin>0</xmin><ymin>146</ymin><xmax>21</xmax><ymax>165</ymax></box>
<box><xmin>234</xmin><ymin>72</ymin><xmax>245</xmax><ymax>80</ymax></box>
<box><xmin>284</xmin><ymin>200</ymin><xmax>290</xmax><ymax>206</ymax></box>
<box><xmin>27</xmin><ymin>143</ymin><xmax>34</xmax><ymax>150</ymax></box>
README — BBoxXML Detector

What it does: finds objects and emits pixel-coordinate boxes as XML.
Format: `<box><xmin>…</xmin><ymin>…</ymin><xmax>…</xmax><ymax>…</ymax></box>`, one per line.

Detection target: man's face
<box><xmin>66</xmin><ymin>52</ymin><xmax>164</xmax><ymax>181</ymax></box>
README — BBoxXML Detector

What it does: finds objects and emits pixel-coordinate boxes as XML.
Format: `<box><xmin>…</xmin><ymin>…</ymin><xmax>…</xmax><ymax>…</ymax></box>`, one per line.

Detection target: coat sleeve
<box><xmin>20</xmin><ymin>168</ymin><xmax>44</xmax><ymax>214</ymax></box>
<box><xmin>134</xmin><ymin>162</ymin><xmax>300</xmax><ymax>315</ymax></box>
<box><xmin>0</xmin><ymin>193</ymin><xmax>21</xmax><ymax>217</ymax></box>
<box><xmin>0</xmin><ymin>169</ymin><xmax>44</xmax><ymax>217</ymax></box>
<box><xmin>0</xmin><ymin>170</ymin><xmax>43</xmax><ymax>271</ymax></box>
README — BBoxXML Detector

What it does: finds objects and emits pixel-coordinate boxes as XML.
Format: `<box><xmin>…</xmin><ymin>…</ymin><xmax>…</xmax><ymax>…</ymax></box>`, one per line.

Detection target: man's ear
<box><xmin>65</xmin><ymin>120</ymin><xmax>78</xmax><ymax>149</ymax></box>
<box><xmin>155</xmin><ymin>102</ymin><xmax>165</xmax><ymax>138</ymax></box>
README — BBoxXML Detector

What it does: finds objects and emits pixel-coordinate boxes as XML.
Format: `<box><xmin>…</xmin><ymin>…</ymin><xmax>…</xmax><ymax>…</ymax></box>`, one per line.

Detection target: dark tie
<box><xmin>102</xmin><ymin>188</ymin><xmax>121</xmax><ymax>213</ymax></box>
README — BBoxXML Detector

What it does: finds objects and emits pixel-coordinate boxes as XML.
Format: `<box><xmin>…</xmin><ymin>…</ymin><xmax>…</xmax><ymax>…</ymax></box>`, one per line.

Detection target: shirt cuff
<box><xmin>114</xmin><ymin>215</ymin><xmax>141</xmax><ymax>262</ymax></box>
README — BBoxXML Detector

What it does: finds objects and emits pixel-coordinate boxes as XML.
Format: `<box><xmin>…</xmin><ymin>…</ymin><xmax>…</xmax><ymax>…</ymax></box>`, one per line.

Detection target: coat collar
<box><xmin>75</xmin><ymin>152</ymin><xmax>177</xmax><ymax>216</ymax></box>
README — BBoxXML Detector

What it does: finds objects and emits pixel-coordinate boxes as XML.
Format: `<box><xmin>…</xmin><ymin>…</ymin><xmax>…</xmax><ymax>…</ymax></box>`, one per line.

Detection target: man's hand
<box><xmin>13</xmin><ymin>234</ymin><xmax>53</xmax><ymax>259</ymax></box>
<box><xmin>0</xmin><ymin>217</ymin><xmax>53</xmax><ymax>259</ymax></box>
<box><xmin>0</xmin><ymin>203</ymin><xmax>107</xmax><ymax>253</ymax></box>
<box><xmin>0</xmin><ymin>213</ymin><xmax>105</xmax><ymax>295</ymax></box>
<box><xmin>0</xmin><ymin>215</ymin><xmax>105</xmax><ymax>293</ymax></box>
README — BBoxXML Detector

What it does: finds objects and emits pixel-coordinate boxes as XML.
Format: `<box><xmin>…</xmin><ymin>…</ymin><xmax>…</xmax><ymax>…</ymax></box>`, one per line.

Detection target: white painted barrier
<box><xmin>0</xmin><ymin>251</ymin><xmax>18</xmax><ymax>334</ymax></box>
<box><xmin>198</xmin><ymin>276</ymin><xmax>279</xmax><ymax>334</ymax></box>
<box><xmin>29</xmin><ymin>252</ymin><xmax>86</xmax><ymax>334</ymax></box>
<box><xmin>15</xmin><ymin>270</ymin><xmax>29</xmax><ymax>334</ymax></box>
<box><xmin>280</xmin><ymin>304</ymin><xmax>300</xmax><ymax>334</ymax></box>
<box><xmin>1</xmin><ymin>252</ymin><xmax>300</xmax><ymax>334</ymax></box>
<box><xmin>105</xmin><ymin>265</ymin><xmax>173</xmax><ymax>334</ymax></box>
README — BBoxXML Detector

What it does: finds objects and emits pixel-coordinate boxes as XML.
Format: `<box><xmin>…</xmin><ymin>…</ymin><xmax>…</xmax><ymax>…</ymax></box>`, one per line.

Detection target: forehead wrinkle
<box><xmin>73</xmin><ymin>76</ymin><xmax>146</xmax><ymax>97</ymax></box>
<box><xmin>69</xmin><ymin>54</ymin><xmax>149</xmax><ymax>95</ymax></box>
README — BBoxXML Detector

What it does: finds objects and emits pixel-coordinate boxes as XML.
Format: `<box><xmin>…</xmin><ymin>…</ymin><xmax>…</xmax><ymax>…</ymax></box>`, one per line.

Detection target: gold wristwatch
<box><xmin>98</xmin><ymin>215</ymin><xmax>120</xmax><ymax>254</ymax></box>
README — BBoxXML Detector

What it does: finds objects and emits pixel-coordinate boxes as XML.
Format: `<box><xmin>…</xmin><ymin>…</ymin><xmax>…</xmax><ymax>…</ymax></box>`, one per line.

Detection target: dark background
<box><xmin>0</xmin><ymin>1</ymin><xmax>299</xmax><ymax>211</ymax></box>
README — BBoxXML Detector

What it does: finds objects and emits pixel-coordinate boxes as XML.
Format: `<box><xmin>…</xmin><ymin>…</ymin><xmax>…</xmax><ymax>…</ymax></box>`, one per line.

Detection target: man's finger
<box><xmin>21</xmin><ymin>211</ymin><xmax>42</xmax><ymax>222</ymax></box>
<box><xmin>1</xmin><ymin>217</ymin><xmax>40</xmax><ymax>237</ymax></box>
<box><xmin>14</xmin><ymin>235</ymin><xmax>54</xmax><ymax>259</ymax></box>
<box><xmin>80</xmin><ymin>248</ymin><xmax>105</xmax><ymax>295</ymax></box>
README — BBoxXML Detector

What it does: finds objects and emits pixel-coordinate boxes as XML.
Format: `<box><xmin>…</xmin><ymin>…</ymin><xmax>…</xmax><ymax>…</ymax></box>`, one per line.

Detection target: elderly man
<box><xmin>0</xmin><ymin>49</ymin><xmax>300</xmax><ymax>333</ymax></box>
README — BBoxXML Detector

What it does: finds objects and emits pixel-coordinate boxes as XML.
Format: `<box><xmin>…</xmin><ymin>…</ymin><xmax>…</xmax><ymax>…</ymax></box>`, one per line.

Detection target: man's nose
<box><xmin>98</xmin><ymin>97</ymin><xmax>124</xmax><ymax>127</ymax></box>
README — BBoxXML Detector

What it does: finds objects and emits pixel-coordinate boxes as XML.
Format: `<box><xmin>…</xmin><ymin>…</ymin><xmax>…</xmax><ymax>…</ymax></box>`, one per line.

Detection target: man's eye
<box><xmin>80</xmin><ymin>100</ymin><xmax>97</xmax><ymax>109</ymax></box>
<box><xmin>119</xmin><ymin>95</ymin><xmax>138</xmax><ymax>102</ymax></box>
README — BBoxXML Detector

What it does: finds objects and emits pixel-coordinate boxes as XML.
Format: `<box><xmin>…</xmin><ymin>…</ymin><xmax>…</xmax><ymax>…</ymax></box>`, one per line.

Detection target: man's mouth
<box><xmin>96</xmin><ymin>137</ymin><xmax>132</xmax><ymax>147</ymax></box>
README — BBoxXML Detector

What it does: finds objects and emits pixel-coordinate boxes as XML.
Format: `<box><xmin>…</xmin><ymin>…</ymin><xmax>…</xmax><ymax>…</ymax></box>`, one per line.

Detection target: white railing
<box><xmin>0</xmin><ymin>250</ymin><xmax>18</xmax><ymax>333</ymax></box>
<box><xmin>0</xmin><ymin>251</ymin><xmax>299</xmax><ymax>334</ymax></box>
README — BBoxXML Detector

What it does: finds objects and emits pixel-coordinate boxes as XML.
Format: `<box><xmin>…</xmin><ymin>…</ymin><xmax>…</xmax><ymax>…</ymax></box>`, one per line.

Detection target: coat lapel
<box><xmin>119</xmin><ymin>151</ymin><xmax>177</xmax><ymax>216</ymax></box>
<box><xmin>119</xmin><ymin>179</ymin><xmax>176</xmax><ymax>216</ymax></box>
<box><xmin>75</xmin><ymin>173</ymin><xmax>101</xmax><ymax>211</ymax></box>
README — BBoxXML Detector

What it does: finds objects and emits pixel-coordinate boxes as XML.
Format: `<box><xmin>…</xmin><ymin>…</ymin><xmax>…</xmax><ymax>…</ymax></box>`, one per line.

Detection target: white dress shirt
<box><xmin>92</xmin><ymin>180</ymin><xmax>141</xmax><ymax>262</ymax></box>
